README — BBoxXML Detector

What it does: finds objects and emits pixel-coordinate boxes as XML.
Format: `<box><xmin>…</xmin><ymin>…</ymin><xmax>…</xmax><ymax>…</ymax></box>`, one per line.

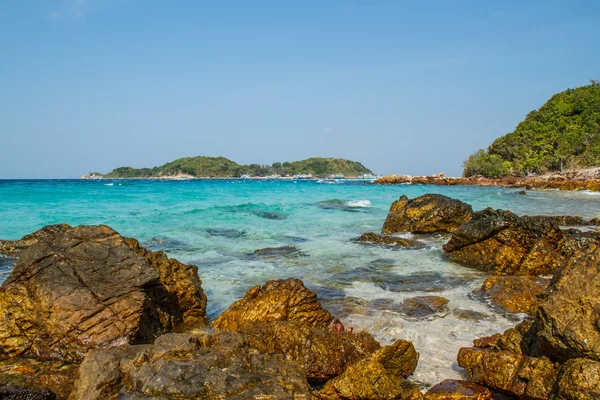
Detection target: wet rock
<box><xmin>251</xmin><ymin>245</ymin><xmax>304</xmax><ymax>258</ymax></box>
<box><xmin>316</xmin><ymin>339</ymin><xmax>421</xmax><ymax>400</ymax></box>
<box><xmin>457</xmin><ymin>346</ymin><xmax>558</xmax><ymax>400</ymax></box>
<box><xmin>382</xmin><ymin>194</ymin><xmax>473</xmax><ymax>234</ymax></box>
<box><xmin>353</xmin><ymin>232</ymin><xmax>425</xmax><ymax>248</ymax></box>
<box><xmin>253</xmin><ymin>210</ymin><xmax>287</xmax><ymax>220</ymax></box>
<box><xmin>0</xmin><ymin>358</ymin><xmax>78</xmax><ymax>399</ymax></box>
<box><xmin>315</xmin><ymin>199</ymin><xmax>364</xmax><ymax>212</ymax></box>
<box><xmin>212</xmin><ymin>278</ymin><xmax>343</xmax><ymax>332</ymax></box>
<box><xmin>234</xmin><ymin>320</ymin><xmax>381</xmax><ymax>382</ymax></box>
<box><xmin>0</xmin><ymin>385</ymin><xmax>56</xmax><ymax>400</ymax></box>
<box><xmin>443</xmin><ymin>208</ymin><xmax>569</xmax><ymax>276</ymax></box>
<box><xmin>555</xmin><ymin>358</ymin><xmax>600</xmax><ymax>399</ymax></box>
<box><xmin>70</xmin><ymin>331</ymin><xmax>312</xmax><ymax>400</ymax></box>
<box><xmin>479</xmin><ymin>276</ymin><xmax>549</xmax><ymax>315</ymax></box>
<box><xmin>532</xmin><ymin>215</ymin><xmax>600</xmax><ymax>226</ymax></box>
<box><xmin>424</xmin><ymin>379</ymin><xmax>492</xmax><ymax>400</ymax></box>
<box><xmin>0</xmin><ymin>225</ymin><xmax>207</xmax><ymax>362</ymax></box>
<box><xmin>517</xmin><ymin>190</ymin><xmax>527</xmax><ymax>195</ymax></box>
<box><xmin>534</xmin><ymin>243</ymin><xmax>600</xmax><ymax>362</ymax></box>
<box><xmin>398</xmin><ymin>296</ymin><xmax>450</xmax><ymax>319</ymax></box>
<box><xmin>205</xmin><ymin>228</ymin><xmax>247</xmax><ymax>238</ymax></box>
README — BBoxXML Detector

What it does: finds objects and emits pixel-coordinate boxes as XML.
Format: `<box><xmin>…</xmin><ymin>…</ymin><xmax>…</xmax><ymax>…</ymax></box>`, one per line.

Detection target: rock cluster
<box><xmin>458</xmin><ymin>243</ymin><xmax>600</xmax><ymax>398</ymax></box>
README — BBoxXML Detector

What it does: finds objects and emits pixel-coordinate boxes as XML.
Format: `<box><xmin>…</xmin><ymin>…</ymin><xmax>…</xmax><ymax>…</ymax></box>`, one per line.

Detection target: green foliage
<box><xmin>103</xmin><ymin>157</ymin><xmax>373</xmax><ymax>178</ymax></box>
<box><xmin>463</xmin><ymin>83</ymin><xmax>600</xmax><ymax>177</ymax></box>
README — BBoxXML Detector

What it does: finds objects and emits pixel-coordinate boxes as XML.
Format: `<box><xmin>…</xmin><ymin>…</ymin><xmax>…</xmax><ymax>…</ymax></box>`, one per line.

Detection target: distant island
<box><xmin>463</xmin><ymin>82</ymin><xmax>600</xmax><ymax>178</ymax></box>
<box><xmin>82</xmin><ymin>157</ymin><xmax>374</xmax><ymax>179</ymax></box>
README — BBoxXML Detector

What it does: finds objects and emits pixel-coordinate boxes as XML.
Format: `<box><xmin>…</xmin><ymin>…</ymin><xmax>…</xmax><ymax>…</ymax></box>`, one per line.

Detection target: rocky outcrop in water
<box><xmin>0</xmin><ymin>224</ymin><xmax>207</xmax><ymax>363</ymax></box>
<box><xmin>212</xmin><ymin>278</ymin><xmax>344</xmax><ymax>332</ymax></box>
<box><xmin>382</xmin><ymin>194</ymin><xmax>473</xmax><ymax>234</ymax></box>
<box><xmin>443</xmin><ymin>209</ymin><xmax>572</xmax><ymax>275</ymax></box>
<box><xmin>479</xmin><ymin>275</ymin><xmax>548</xmax><ymax>315</ymax></box>
<box><xmin>457</xmin><ymin>243</ymin><xmax>600</xmax><ymax>399</ymax></box>
<box><xmin>70</xmin><ymin>330</ymin><xmax>312</xmax><ymax>400</ymax></box>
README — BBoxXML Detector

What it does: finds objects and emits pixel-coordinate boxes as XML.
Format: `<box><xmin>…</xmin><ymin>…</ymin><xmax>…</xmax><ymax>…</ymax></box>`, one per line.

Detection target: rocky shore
<box><xmin>0</xmin><ymin>194</ymin><xmax>599</xmax><ymax>399</ymax></box>
<box><xmin>373</xmin><ymin>173</ymin><xmax>600</xmax><ymax>192</ymax></box>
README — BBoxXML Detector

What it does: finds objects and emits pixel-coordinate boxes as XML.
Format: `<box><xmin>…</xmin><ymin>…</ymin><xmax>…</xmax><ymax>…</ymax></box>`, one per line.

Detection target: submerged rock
<box><xmin>479</xmin><ymin>275</ymin><xmax>549</xmax><ymax>315</ymax></box>
<box><xmin>251</xmin><ymin>245</ymin><xmax>304</xmax><ymax>258</ymax></box>
<box><xmin>316</xmin><ymin>339</ymin><xmax>421</xmax><ymax>400</ymax></box>
<box><xmin>70</xmin><ymin>330</ymin><xmax>312</xmax><ymax>400</ymax></box>
<box><xmin>382</xmin><ymin>194</ymin><xmax>473</xmax><ymax>234</ymax></box>
<box><xmin>424</xmin><ymin>379</ymin><xmax>492</xmax><ymax>400</ymax></box>
<box><xmin>354</xmin><ymin>232</ymin><xmax>425</xmax><ymax>248</ymax></box>
<box><xmin>315</xmin><ymin>199</ymin><xmax>367</xmax><ymax>212</ymax></box>
<box><xmin>0</xmin><ymin>224</ymin><xmax>207</xmax><ymax>362</ymax></box>
<box><xmin>443</xmin><ymin>208</ymin><xmax>569</xmax><ymax>275</ymax></box>
<box><xmin>212</xmin><ymin>278</ymin><xmax>343</xmax><ymax>332</ymax></box>
<box><xmin>205</xmin><ymin>228</ymin><xmax>247</xmax><ymax>238</ymax></box>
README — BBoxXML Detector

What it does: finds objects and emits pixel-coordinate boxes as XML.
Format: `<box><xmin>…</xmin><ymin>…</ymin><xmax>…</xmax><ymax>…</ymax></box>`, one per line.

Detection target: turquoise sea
<box><xmin>1</xmin><ymin>179</ymin><xmax>599</xmax><ymax>385</ymax></box>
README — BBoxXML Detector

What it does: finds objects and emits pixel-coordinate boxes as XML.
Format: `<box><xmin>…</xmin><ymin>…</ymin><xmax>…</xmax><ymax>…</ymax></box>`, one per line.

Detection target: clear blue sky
<box><xmin>1</xmin><ymin>0</ymin><xmax>599</xmax><ymax>178</ymax></box>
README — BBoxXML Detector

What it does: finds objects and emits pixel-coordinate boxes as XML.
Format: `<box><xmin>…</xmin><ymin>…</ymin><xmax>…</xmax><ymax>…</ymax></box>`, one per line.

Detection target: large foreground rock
<box><xmin>70</xmin><ymin>330</ymin><xmax>312</xmax><ymax>400</ymax></box>
<box><xmin>457</xmin><ymin>243</ymin><xmax>600</xmax><ymax>399</ymax></box>
<box><xmin>443</xmin><ymin>209</ymin><xmax>571</xmax><ymax>275</ymax></box>
<box><xmin>382</xmin><ymin>194</ymin><xmax>473</xmax><ymax>234</ymax></box>
<box><xmin>316</xmin><ymin>339</ymin><xmax>421</xmax><ymax>400</ymax></box>
<box><xmin>212</xmin><ymin>278</ymin><xmax>344</xmax><ymax>332</ymax></box>
<box><xmin>0</xmin><ymin>225</ymin><xmax>207</xmax><ymax>362</ymax></box>
<box><xmin>479</xmin><ymin>275</ymin><xmax>548</xmax><ymax>315</ymax></box>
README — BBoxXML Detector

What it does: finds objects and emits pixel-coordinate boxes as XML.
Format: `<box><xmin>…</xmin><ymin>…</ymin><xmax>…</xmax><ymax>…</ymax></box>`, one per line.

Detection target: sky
<box><xmin>1</xmin><ymin>0</ymin><xmax>600</xmax><ymax>178</ymax></box>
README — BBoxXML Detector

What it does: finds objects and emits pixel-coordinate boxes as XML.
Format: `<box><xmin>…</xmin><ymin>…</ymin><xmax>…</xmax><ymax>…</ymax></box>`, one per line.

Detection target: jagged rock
<box><xmin>0</xmin><ymin>358</ymin><xmax>77</xmax><ymax>399</ymax></box>
<box><xmin>555</xmin><ymin>358</ymin><xmax>600</xmax><ymax>399</ymax></box>
<box><xmin>532</xmin><ymin>215</ymin><xmax>600</xmax><ymax>226</ymax></box>
<box><xmin>382</xmin><ymin>194</ymin><xmax>473</xmax><ymax>234</ymax></box>
<box><xmin>479</xmin><ymin>276</ymin><xmax>549</xmax><ymax>314</ymax></box>
<box><xmin>354</xmin><ymin>232</ymin><xmax>425</xmax><ymax>248</ymax></box>
<box><xmin>0</xmin><ymin>385</ymin><xmax>56</xmax><ymax>400</ymax></box>
<box><xmin>443</xmin><ymin>209</ymin><xmax>570</xmax><ymax>275</ymax></box>
<box><xmin>234</xmin><ymin>320</ymin><xmax>381</xmax><ymax>382</ymax></box>
<box><xmin>534</xmin><ymin>243</ymin><xmax>600</xmax><ymax>362</ymax></box>
<box><xmin>316</xmin><ymin>339</ymin><xmax>421</xmax><ymax>400</ymax></box>
<box><xmin>0</xmin><ymin>225</ymin><xmax>207</xmax><ymax>362</ymax></box>
<box><xmin>70</xmin><ymin>331</ymin><xmax>312</xmax><ymax>400</ymax></box>
<box><xmin>424</xmin><ymin>379</ymin><xmax>492</xmax><ymax>400</ymax></box>
<box><xmin>212</xmin><ymin>278</ymin><xmax>344</xmax><ymax>332</ymax></box>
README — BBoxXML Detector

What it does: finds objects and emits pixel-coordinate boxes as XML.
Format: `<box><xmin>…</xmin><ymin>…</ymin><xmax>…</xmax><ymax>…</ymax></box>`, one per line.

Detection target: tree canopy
<box><xmin>463</xmin><ymin>82</ymin><xmax>600</xmax><ymax>177</ymax></box>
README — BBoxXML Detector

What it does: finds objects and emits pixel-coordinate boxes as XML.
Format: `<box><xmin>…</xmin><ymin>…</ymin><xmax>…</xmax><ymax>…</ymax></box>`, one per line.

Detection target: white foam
<box><xmin>104</xmin><ymin>183</ymin><xmax>114</xmax><ymax>186</ymax></box>
<box><xmin>346</xmin><ymin>200</ymin><xmax>372</xmax><ymax>208</ymax></box>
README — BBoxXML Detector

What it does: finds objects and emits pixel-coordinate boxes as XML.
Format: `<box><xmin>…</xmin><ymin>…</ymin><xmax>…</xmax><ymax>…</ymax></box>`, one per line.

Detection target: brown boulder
<box><xmin>316</xmin><ymin>339</ymin><xmax>421</xmax><ymax>400</ymax></box>
<box><xmin>382</xmin><ymin>194</ymin><xmax>473</xmax><ymax>234</ymax></box>
<box><xmin>0</xmin><ymin>225</ymin><xmax>207</xmax><ymax>362</ymax></box>
<box><xmin>424</xmin><ymin>380</ymin><xmax>492</xmax><ymax>400</ymax></box>
<box><xmin>534</xmin><ymin>243</ymin><xmax>600</xmax><ymax>362</ymax></box>
<box><xmin>399</xmin><ymin>296</ymin><xmax>450</xmax><ymax>319</ymax></box>
<box><xmin>236</xmin><ymin>320</ymin><xmax>381</xmax><ymax>382</ymax></box>
<box><xmin>212</xmin><ymin>278</ymin><xmax>343</xmax><ymax>332</ymax></box>
<box><xmin>0</xmin><ymin>224</ymin><xmax>72</xmax><ymax>258</ymax></box>
<box><xmin>443</xmin><ymin>208</ymin><xmax>570</xmax><ymax>275</ymax></box>
<box><xmin>480</xmin><ymin>276</ymin><xmax>549</xmax><ymax>314</ymax></box>
<box><xmin>70</xmin><ymin>330</ymin><xmax>312</xmax><ymax>400</ymax></box>
<box><xmin>555</xmin><ymin>358</ymin><xmax>600</xmax><ymax>400</ymax></box>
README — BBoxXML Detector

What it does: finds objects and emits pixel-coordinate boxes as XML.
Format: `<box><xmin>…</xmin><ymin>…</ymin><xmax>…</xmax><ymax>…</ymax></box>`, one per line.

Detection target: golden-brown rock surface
<box><xmin>424</xmin><ymin>379</ymin><xmax>492</xmax><ymax>400</ymax></box>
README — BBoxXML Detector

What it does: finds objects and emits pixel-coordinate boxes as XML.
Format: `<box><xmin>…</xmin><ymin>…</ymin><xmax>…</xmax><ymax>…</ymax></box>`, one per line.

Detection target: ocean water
<box><xmin>1</xmin><ymin>179</ymin><xmax>599</xmax><ymax>386</ymax></box>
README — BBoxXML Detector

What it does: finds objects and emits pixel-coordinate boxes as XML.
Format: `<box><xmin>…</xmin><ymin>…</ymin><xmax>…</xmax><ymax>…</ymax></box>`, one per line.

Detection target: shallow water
<box><xmin>1</xmin><ymin>179</ymin><xmax>599</xmax><ymax>386</ymax></box>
